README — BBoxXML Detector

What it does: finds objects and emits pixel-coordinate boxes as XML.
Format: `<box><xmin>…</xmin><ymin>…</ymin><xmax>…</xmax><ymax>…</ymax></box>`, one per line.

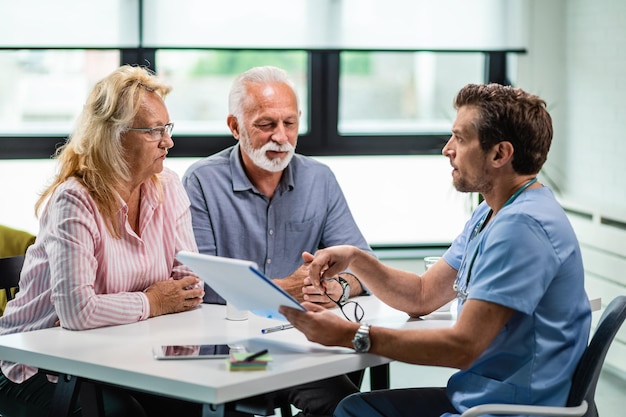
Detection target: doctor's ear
<box><xmin>492</xmin><ymin>141</ymin><xmax>514</xmax><ymax>165</ymax></box>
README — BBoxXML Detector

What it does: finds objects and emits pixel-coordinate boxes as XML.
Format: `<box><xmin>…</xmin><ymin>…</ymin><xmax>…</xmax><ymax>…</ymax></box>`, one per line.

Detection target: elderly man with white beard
<box><xmin>182</xmin><ymin>66</ymin><xmax>372</xmax><ymax>417</ymax></box>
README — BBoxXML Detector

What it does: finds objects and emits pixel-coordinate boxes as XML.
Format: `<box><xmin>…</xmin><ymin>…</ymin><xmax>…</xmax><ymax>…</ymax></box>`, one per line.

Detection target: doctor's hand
<box><xmin>274</xmin><ymin>262</ymin><xmax>342</xmax><ymax>308</ymax></box>
<box><xmin>145</xmin><ymin>276</ymin><xmax>204</xmax><ymax>317</ymax></box>
<box><xmin>279</xmin><ymin>302</ymin><xmax>359</xmax><ymax>348</ymax></box>
<box><xmin>302</xmin><ymin>276</ymin><xmax>341</xmax><ymax>309</ymax></box>
<box><xmin>303</xmin><ymin>246</ymin><xmax>357</xmax><ymax>290</ymax></box>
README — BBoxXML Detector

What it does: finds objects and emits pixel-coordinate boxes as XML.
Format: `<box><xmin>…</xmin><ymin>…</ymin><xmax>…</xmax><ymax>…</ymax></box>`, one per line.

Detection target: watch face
<box><xmin>354</xmin><ymin>337</ymin><xmax>368</xmax><ymax>352</ymax></box>
<box><xmin>353</xmin><ymin>325</ymin><xmax>371</xmax><ymax>353</ymax></box>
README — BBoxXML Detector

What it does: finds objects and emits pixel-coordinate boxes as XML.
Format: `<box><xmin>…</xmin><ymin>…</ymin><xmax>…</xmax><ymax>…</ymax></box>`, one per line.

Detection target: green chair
<box><xmin>0</xmin><ymin>224</ymin><xmax>35</xmax><ymax>316</ymax></box>
<box><xmin>0</xmin><ymin>225</ymin><xmax>36</xmax><ymax>258</ymax></box>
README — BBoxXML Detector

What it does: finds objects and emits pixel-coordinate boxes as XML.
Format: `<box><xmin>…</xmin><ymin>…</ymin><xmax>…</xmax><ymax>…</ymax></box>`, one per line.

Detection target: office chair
<box><xmin>0</xmin><ymin>255</ymin><xmax>25</xmax><ymax>316</ymax></box>
<box><xmin>230</xmin><ymin>395</ymin><xmax>293</xmax><ymax>417</ymax></box>
<box><xmin>461</xmin><ymin>295</ymin><xmax>626</xmax><ymax>417</ymax></box>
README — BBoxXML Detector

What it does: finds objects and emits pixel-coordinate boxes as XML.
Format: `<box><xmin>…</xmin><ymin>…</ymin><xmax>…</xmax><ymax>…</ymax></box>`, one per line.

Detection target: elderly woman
<box><xmin>0</xmin><ymin>65</ymin><xmax>204</xmax><ymax>416</ymax></box>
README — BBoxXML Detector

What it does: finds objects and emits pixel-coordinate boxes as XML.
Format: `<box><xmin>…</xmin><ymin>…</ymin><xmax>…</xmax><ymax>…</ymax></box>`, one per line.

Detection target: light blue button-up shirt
<box><xmin>182</xmin><ymin>144</ymin><xmax>372</xmax><ymax>304</ymax></box>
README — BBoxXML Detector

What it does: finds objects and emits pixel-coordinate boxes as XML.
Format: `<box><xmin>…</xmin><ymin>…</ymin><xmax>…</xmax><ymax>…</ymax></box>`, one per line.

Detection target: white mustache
<box><xmin>263</xmin><ymin>143</ymin><xmax>294</xmax><ymax>152</ymax></box>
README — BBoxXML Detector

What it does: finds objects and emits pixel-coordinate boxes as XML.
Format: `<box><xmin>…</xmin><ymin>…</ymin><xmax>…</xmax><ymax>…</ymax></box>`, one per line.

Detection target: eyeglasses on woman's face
<box><xmin>126</xmin><ymin>122</ymin><xmax>174</xmax><ymax>142</ymax></box>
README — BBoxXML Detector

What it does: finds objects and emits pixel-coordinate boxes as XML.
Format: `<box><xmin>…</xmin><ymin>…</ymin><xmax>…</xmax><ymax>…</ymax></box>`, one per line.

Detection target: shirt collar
<box><xmin>116</xmin><ymin>175</ymin><xmax>161</xmax><ymax>214</ymax></box>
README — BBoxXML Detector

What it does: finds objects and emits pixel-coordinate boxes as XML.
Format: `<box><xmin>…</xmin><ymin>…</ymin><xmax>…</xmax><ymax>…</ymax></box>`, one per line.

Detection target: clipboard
<box><xmin>175</xmin><ymin>251</ymin><xmax>306</xmax><ymax>316</ymax></box>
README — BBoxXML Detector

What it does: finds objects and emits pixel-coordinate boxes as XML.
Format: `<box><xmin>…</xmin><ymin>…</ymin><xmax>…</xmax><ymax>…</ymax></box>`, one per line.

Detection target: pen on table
<box><xmin>243</xmin><ymin>349</ymin><xmax>269</xmax><ymax>362</ymax></box>
<box><xmin>261</xmin><ymin>323</ymin><xmax>294</xmax><ymax>334</ymax></box>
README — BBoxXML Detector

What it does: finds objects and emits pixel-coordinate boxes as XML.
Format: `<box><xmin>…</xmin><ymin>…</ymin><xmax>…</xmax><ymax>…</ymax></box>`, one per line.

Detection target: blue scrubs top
<box><xmin>442</xmin><ymin>186</ymin><xmax>591</xmax><ymax>416</ymax></box>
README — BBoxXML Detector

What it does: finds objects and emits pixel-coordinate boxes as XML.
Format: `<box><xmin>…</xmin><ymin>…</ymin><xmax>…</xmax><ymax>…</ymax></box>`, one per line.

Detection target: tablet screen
<box><xmin>152</xmin><ymin>344</ymin><xmax>245</xmax><ymax>360</ymax></box>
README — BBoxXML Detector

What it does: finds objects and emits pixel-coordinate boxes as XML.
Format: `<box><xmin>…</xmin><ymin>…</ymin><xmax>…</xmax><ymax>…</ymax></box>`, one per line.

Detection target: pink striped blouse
<box><xmin>0</xmin><ymin>167</ymin><xmax>199</xmax><ymax>383</ymax></box>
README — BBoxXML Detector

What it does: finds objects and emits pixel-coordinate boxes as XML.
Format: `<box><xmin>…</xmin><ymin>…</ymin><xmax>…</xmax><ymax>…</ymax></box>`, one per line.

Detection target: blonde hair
<box><xmin>36</xmin><ymin>65</ymin><xmax>172</xmax><ymax>237</ymax></box>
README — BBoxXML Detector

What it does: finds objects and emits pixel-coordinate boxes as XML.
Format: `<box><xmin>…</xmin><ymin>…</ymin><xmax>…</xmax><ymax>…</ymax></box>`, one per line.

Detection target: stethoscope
<box><xmin>453</xmin><ymin>177</ymin><xmax>537</xmax><ymax>302</ymax></box>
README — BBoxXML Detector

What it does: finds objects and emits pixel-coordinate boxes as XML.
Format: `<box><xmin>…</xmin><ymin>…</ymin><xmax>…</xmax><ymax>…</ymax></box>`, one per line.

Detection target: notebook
<box><xmin>175</xmin><ymin>251</ymin><xmax>306</xmax><ymax>318</ymax></box>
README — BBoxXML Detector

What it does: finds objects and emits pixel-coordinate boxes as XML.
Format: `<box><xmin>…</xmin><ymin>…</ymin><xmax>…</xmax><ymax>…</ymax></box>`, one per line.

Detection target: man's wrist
<box><xmin>333</xmin><ymin>276</ymin><xmax>350</xmax><ymax>304</ymax></box>
<box><xmin>338</xmin><ymin>271</ymin><xmax>363</xmax><ymax>296</ymax></box>
<box><xmin>352</xmin><ymin>323</ymin><xmax>372</xmax><ymax>353</ymax></box>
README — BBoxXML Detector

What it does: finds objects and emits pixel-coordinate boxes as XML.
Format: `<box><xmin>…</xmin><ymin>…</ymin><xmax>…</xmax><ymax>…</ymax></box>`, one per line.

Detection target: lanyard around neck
<box><xmin>456</xmin><ymin>177</ymin><xmax>538</xmax><ymax>298</ymax></box>
<box><xmin>503</xmin><ymin>177</ymin><xmax>537</xmax><ymax>208</ymax></box>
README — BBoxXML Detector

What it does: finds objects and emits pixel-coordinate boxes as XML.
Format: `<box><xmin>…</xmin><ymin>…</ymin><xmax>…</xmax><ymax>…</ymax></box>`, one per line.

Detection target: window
<box><xmin>156</xmin><ymin>50</ymin><xmax>309</xmax><ymax>136</ymax></box>
<box><xmin>0</xmin><ymin>0</ymin><xmax>526</xmax><ymax>158</ymax></box>
<box><xmin>0</xmin><ymin>50</ymin><xmax>120</xmax><ymax>136</ymax></box>
<box><xmin>0</xmin><ymin>48</ymin><xmax>514</xmax><ymax>158</ymax></box>
<box><xmin>339</xmin><ymin>52</ymin><xmax>484</xmax><ymax>135</ymax></box>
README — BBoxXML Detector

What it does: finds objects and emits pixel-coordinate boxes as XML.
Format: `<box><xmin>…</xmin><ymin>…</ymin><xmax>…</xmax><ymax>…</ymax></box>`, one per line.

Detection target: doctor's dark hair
<box><xmin>454</xmin><ymin>83</ymin><xmax>553</xmax><ymax>175</ymax></box>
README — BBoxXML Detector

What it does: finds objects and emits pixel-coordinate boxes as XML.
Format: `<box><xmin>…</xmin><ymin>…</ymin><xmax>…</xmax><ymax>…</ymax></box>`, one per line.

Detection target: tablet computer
<box><xmin>153</xmin><ymin>344</ymin><xmax>246</xmax><ymax>360</ymax></box>
<box><xmin>175</xmin><ymin>251</ymin><xmax>306</xmax><ymax>314</ymax></box>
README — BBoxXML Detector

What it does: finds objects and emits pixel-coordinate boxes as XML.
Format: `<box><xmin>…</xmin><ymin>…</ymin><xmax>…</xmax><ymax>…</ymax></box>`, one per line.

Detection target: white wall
<box><xmin>520</xmin><ymin>0</ymin><xmax>626</xmax><ymax>217</ymax></box>
<box><xmin>562</xmin><ymin>0</ymin><xmax>626</xmax><ymax>213</ymax></box>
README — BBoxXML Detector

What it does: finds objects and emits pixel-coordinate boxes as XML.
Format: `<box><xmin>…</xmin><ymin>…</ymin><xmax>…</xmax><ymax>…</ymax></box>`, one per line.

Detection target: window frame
<box><xmin>0</xmin><ymin>48</ymin><xmax>524</xmax><ymax>159</ymax></box>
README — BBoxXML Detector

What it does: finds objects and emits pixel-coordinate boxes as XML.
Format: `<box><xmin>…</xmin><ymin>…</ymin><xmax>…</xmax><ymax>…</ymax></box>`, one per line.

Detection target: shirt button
<box><xmin>269</xmin><ymin>229</ymin><xmax>274</xmax><ymax>235</ymax></box>
<box><xmin>266</xmin><ymin>259</ymin><xmax>272</xmax><ymax>264</ymax></box>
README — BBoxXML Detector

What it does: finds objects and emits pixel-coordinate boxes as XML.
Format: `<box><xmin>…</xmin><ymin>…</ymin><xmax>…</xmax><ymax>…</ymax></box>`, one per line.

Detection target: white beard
<box><xmin>239</xmin><ymin>128</ymin><xmax>296</xmax><ymax>172</ymax></box>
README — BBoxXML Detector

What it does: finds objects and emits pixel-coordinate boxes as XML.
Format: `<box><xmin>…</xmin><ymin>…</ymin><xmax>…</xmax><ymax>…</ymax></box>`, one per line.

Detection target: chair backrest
<box><xmin>567</xmin><ymin>295</ymin><xmax>626</xmax><ymax>417</ymax></box>
<box><xmin>0</xmin><ymin>254</ymin><xmax>25</xmax><ymax>315</ymax></box>
<box><xmin>0</xmin><ymin>225</ymin><xmax>36</xmax><ymax>258</ymax></box>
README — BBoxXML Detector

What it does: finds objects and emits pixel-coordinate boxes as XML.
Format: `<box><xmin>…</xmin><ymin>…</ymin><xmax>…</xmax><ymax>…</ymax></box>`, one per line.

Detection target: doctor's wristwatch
<box><xmin>352</xmin><ymin>323</ymin><xmax>371</xmax><ymax>353</ymax></box>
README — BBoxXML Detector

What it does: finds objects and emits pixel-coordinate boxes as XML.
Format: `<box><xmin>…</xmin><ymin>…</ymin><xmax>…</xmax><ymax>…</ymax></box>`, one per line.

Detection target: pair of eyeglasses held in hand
<box><xmin>323</xmin><ymin>279</ymin><xmax>365</xmax><ymax>323</ymax></box>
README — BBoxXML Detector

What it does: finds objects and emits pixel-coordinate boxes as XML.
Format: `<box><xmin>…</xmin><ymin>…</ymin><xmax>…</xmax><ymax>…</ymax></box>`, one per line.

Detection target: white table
<box><xmin>0</xmin><ymin>296</ymin><xmax>454</xmax><ymax>416</ymax></box>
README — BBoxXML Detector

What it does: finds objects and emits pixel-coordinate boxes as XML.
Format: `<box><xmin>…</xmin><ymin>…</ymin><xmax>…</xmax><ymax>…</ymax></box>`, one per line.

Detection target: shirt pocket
<box><xmin>285</xmin><ymin>218</ymin><xmax>323</xmax><ymax>254</ymax></box>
